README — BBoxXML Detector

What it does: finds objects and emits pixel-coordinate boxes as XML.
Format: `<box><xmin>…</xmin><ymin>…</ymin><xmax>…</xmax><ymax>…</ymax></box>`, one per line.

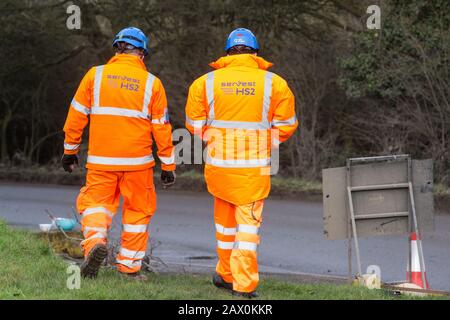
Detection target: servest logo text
<box><xmin>220</xmin><ymin>81</ymin><xmax>256</xmax><ymax>96</ymax></box>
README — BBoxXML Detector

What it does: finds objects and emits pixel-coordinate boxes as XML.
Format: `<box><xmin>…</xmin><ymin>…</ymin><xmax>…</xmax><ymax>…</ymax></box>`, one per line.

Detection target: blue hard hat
<box><xmin>225</xmin><ymin>28</ymin><xmax>259</xmax><ymax>51</ymax></box>
<box><xmin>113</xmin><ymin>27</ymin><xmax>149</xmax><ymax>56</ymax></box>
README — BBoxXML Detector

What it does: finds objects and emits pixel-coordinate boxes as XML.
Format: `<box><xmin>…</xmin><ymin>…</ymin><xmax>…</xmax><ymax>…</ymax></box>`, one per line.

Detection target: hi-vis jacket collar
<box><xmin>209</xmin><ymin>54</ymin><xmax>273</xmax><ymax>70</ymax></box>
<box><xmin>107</xmin><ymin>54</ymin><xmax>147</xmax><ymax>71</ymax></box>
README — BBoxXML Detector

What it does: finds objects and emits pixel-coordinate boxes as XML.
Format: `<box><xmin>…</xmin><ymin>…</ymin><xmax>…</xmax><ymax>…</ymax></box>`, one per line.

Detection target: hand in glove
<box><xmin>161</xmin><ymin>170</ymin><xmax>176</xmax><ymax>189</ymax></box>
<box><xmin>61</xmin><ymin>154</ymin><xmax>78</xmax><ymax>173</ymax></box>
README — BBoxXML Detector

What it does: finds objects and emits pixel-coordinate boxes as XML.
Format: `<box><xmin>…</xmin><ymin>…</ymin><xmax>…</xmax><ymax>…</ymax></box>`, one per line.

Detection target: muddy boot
<box><xmin>80</xmin><ymin>243</ymin><xmax>108</xmax><ymax>279</ymax></box>
<box><xmin>212</xmin><ymin>273</ymin><xmax>233</xmax><ymax>291</ymax></box>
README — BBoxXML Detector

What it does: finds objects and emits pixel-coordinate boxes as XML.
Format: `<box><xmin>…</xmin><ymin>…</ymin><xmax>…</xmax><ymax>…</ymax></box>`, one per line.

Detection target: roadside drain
<box><xmin>186</xmin><ymin>256</ymin><xmax>216</xmax><ymax>260</ymax></box>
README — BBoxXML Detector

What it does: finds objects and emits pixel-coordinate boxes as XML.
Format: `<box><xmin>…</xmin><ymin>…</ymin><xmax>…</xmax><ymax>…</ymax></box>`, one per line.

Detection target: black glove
<box><xmin>61</xmin><ymin>154</ymin><xmax>78</xmax><ymax>173</ymax></box>
<box><xmin>161</xmin><ymin>170</ymin><xmax>176</xmax><ymax>189</ymax></box>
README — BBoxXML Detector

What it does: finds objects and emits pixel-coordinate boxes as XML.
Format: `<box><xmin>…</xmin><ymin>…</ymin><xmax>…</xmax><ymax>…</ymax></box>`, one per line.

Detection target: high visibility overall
<box><xmin>185</xmin><ymin>54</ymin><xmax>298</xmax><ymax>292</ymax></box>
<box><xmin>63</xmin><ymin>54</ymin><xmax>175</xmax><ymax>273</ymax></box>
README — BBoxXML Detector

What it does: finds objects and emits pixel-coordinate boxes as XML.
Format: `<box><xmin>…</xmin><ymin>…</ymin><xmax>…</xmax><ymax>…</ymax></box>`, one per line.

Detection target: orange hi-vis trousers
<box><xmin>214</xmin><ymin>197</ymin><xmax>264</xmax><ymax>293</ymax></box>
<box><xmin>76</xmin><ymin>168</ymin><xmax>156</xmax><ymax>274</ymax></box>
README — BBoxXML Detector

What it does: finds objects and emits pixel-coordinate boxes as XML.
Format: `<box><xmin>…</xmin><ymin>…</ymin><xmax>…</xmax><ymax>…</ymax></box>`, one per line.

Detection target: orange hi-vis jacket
<box><xmin>63</xmin><ymin>54</ymin><xmax>175</xmax><ymax>172</ymax></box>
<box><xmin>185</xmin><ymin>54</ymin><xmax>298</xmax><ymax>205</ymax></box>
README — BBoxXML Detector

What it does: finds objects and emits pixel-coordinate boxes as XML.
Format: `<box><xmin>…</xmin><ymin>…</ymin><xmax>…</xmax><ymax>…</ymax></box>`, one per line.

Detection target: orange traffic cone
<box><xmin>407</xmin><ymin>232</ymin><xmax>429</xmax><ymax>289</ymax></box>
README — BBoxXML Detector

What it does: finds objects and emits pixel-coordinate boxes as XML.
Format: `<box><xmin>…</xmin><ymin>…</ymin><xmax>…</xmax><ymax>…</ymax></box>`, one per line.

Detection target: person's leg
<box><xmin>214</xmin><ymin>197</ymin><xmax>237</xmax><ymax>284</ymax></box>
<box><xmin>116</xmin><ymin>168</ymin><xmax>156</xmax><ymax>274</ymax></box>
<box><xmin>230</xmin><ymin>200</ymin><xmax>264</xmax><ymax>294</ymax></box>
<box><xmin>77</xmin><ymin>169</ymin><xmax>120</xmax><ymax>256</ymax></box>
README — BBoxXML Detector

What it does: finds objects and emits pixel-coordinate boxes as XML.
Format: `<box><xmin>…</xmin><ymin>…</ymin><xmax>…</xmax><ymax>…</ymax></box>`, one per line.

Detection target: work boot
<box><xmin>121</xmin><ymin>272</ymin><xmax>148</xmax><ymax>282</ymax></box>
<box><xmin>232</xmin><ymin>290</ymin><xmax>259</xmax><ymax>299</ymax></box>
<box><xmin>212</xmin><ymin>273</ymin><xmax>233</xmax><ymax>291</ymax></box>
<box><xmin>80</xmin><ymin>243</ymin><xmax>108</xmax><ymax>279</ymax></box>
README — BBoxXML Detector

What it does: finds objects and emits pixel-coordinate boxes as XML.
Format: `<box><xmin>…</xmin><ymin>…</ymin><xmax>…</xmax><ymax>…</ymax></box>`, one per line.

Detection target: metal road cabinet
<box><xmin>322</xmin><ymin>155</ymin><xmax>434</xmax><ymax>281</ymax></box>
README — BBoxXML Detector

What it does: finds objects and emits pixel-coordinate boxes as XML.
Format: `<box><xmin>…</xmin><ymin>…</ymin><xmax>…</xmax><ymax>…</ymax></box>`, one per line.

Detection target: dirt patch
<box><xmin>40</xmin><ymin>231</ymin><xmax>84</xmax><ymax>260</ymax></box>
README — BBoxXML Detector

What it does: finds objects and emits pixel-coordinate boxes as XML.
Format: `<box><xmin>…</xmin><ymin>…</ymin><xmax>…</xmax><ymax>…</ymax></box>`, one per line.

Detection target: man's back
<box><xmin>93</xmin><ymin>56</ymin><xmax>151</xmax><ymax>114</ymax></box>
<box><xmin>208</xmin><ymin>57</ymin><xmax>270</xmax><ymax>126</ymax></box>
<box><xmin>64</xmin><ymin>54</ymin><xmax>171</xmax><ymax>172</ymax></box>
<box><xmin>186</xmin><ymin>53</ymin><xmax>298</xmax><ymax>205</ymax></box>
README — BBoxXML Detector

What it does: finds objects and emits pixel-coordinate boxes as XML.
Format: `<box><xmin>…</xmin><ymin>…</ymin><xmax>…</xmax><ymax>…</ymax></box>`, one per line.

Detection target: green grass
<box><xmin>0</xmin><ymin>221</ymin><xmax>446</xmax><ymax>300</ymax></box>
<box><xmin>271</xmin><ymin>176</ymin><xmax>322</xmax><ymax>195</ymax></box>
<box><xmin>0</xmin><ymin>166</ymin><xmax>322</xmax><ymax>197</ymax></box>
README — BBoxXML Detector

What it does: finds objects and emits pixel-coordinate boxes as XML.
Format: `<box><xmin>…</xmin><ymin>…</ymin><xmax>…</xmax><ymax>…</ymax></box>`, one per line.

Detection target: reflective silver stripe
<box><xmin>151</xmin><ymin>108</ymin><xmax>168</xmax><ymax>124</ymax></box>
<box><xmin>143</xmin><ymin>73</ymin><xmax>156</xmax><ymax>115</ymax></box>
<box><xmin>206</xmin><ymin>71</ymin><xmax>273</xmax><ymax>130</ymax></box>
<box><xmin>206</xmin><ymin>156</ymin><xmax>270</xmax><ymax>168</ymax></box>
<box><xmin>272</xmin><ymin>115</ymin><xmax>297</xmax><ymax>127</ymax></box>
<box><xmin>206</xmin><ymin>72</ymin><xmax>215</xmax><ymax>119</ymax></box>
<box><xmin>82</xmin><ymin>207</ymin><xmax>114</xmax><ymax>218</ymax></box>
<box><xmin>217</xmin><ymin>240</ymin><xmax>234</xmax><ymax>250</ymax></box>
<box><xmin>215</xmin><ymin>223</ymin><xmax>236</xmax><ymax>236</ymax></box>
<box><xmin>207</xmin><ymin>120</ymin><xmax>269</xmax><ymax>130</ymax></box>
<box><xmin>262</xmin><ymin>72</ymin><xmax>274</xmax><ymax>128</ymax></box>
<box><xmin>93</xmin><ymin>66</ymin><xmax>104</xmax><ymax>107</ymax></box>
<box><xmin>151</xmin><ymin>117</ymin><xmax>165</xmax><ymax>124</ymax></box>
<box><xmin>84</xmin><ymin>232</ymin><xmax>106</xmax><ymax>241</ymax></box>
<box><xmin>411</xmin><ymin>238</ymin><xmax>422</xmax><ymax>271</ymax></box>
<box><xmin>120</xmin><ymin>248</ymin><xmax>146</xmax><ymax>259</ymax></box>
<box><xmin>272</xmin><ymin>136</ymin><xmax>281</xmax><ymax>147</ymax></box>
<box><xmin>186</xmin><ymin>116</ymin><xmax>206</xmax><ymax>128</ymax></box>
<box><xmin>91</xmin><ymin>106</ymin><xmax>148</xmax><ymax>119</ymax></box>
<box><xmin>83</xmin><ymin>227</ymin><xmax>107</xmax><ymax>237</ymax></box>
<box><xmin>64</xmin><ymin>143</ymin><xmax>80</xmax><ymax>151</ymax></box>
<box><xmin>116</xmin><ymin>259</ymin><xmax>142</xmax><ymax>268</ymax></box>
<box><xmin>123</xmin><ymin>224</ymin><xmax>148</xmax><ymax>233</ymax></box>
<box><xmin>71</xmin><ymin>99</ymin><xmax>90</xmax><ymax>115</ymax></box>
<box><xmin>159</xmin><ymin>153</ymin><xmax>175</xmax><ymax>165</ymax></box>
<box><xmin>87</xmin><ymin>155</ymin><xmax>154</xmax><ymax>166</ymax></box>
<box><xmin>237</xmin><ymin>224</ymin><xmax>259</xmax><ymax>235</ymax></box>
<box><xmin>234</xmin><ymin>241</ymin><xmax>258</xmax><ymax>251</ymax></box>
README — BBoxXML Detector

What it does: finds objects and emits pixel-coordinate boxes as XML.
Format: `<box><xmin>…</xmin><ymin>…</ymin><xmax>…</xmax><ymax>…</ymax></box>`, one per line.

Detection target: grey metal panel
<box><xmin>351</xmin><ymin>161</ymin><xmax>408</xmax><ymax>187</ymax></box>
<box><xmin>350</xmin><ymin>159</ymin><xmax>409</xmax><ymax>237</ymax></box>
<box><xmin>322</xmin><ymin>167</ymin><xmax>347</xmax><ymax>240</ymax></box>
<box><xmin>352</xmin><ymin>188</ymin><xmax>409</xmax><ymax>237</ymax></box>
<box><xmin>322</xmin><ymin>159</ymin><xmax>434</xmax><ymax>240</ymax></box>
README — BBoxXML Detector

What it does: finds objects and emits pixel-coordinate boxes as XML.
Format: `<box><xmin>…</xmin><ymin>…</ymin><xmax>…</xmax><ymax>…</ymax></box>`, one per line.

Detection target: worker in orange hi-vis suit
<box><xmin>185</xmin><ymin>28</ymin><xmax>298</xmax><ymax>298</ymax></box>
<box><xmin>62</xmin><ymin>27</ymin><xmax>176</xmax><ymax>280</ymax></box>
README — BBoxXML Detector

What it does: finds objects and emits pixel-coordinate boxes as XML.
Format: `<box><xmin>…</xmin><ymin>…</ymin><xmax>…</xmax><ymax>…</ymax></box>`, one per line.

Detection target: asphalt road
<box><xmin>0</xmin><ymin>182</ymin><xmax>449</xmax><ymax>290</ymax></box>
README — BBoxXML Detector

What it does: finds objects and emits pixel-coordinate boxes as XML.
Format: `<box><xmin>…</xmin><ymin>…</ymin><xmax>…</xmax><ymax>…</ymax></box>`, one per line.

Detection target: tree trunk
<box><xmin>0</xmin><ymin>108</ymin><xmax>12</xmax><ymax>163</ymax></box>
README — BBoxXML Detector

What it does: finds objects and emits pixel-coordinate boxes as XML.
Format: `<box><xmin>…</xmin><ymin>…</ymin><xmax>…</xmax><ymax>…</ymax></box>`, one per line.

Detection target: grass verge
<box><xmin>0</xmin><ymin>221</ymin><xmax>446</xmax><ymax>300</ymax></box>
<box><xmin>0</xmin><ymin>165</ymin><xmax>320</xmax><ymax>198</ymax></box>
